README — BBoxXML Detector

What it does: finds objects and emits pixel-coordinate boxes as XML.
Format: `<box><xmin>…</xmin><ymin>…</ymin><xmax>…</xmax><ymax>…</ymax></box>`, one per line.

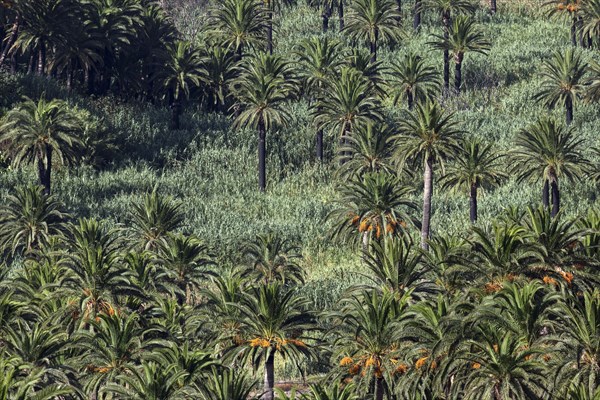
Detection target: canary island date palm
<box><xmin>337</xmin><ymin>122</ymin><xmax>396</xmax><ymax>179</ymax></box>
<box><xmin>201</xmin><ymin>45</ymin><xmax>239</xmax><ymax>113</ymax></box>
<box><xmin>128</xmin><ymin>189</ymin><xmax>185</xmax><ymax>251</ymax></box>
<box><xmin>441</xmin><ymin>138</ymin><xmax>507</xmax><ymax>223</ymax></box>
<box><xmin>545</xmin><ymin>0</ymin><xmax>582</xmax><ymax>46</ymax></box>
<box><xmin>429</xmin><ymin>15</ymin><xmax>490</xmax><ymax>93</ymax></box>
<box><xmin>314</xmin><ymin>67</ymin><xmax>383</xmax><ymax>163</ymax></box>
<box><xmin>0</xmin><ymin>355</ymin><xmax>72</xmax><ymax>400</ymax></box>
<box><xmin>448</xmin><ymin>326</ymin><xmax>548</xmax><ymax>400</ymax></box>
<box><xmin>329</xmin><ymin>172</ymin><xmax>417</xmax><ymax>250</ymax></box>
<box><xmin>581</xmin><ymin>0</ymin><xmax>600</xmax><ymax>44</ymax></box>
<box><xmin>297</xmin><ymin>37</ymin><xmax>342</xmax><ymax>161</ymax></box>
<box><xmin>328</xmin><ymin>290</ymin><xmax>411</xmax><ymax>400</ymax></box>
<box><xmin>231</xmin><ymin>54</ymin><xmax>292</xmax><ymax>191</ymax></box>
<box><xmin>423</xmin><ymin>0</ymin><xmax>476</xmax><ymax>90</ymax></box>
<box><xmin>510</xmin><ymin>116</ymin><xmax>588</xmax><ymax>217</ymax></box>
<box><xmin>390</xmin><ymin>51</ymin><xmax>440</xmax><ymax>110</ymax></box>
<box><xmin>551</xmin><ymin>290</ymin><xmax>600</xmax><ymax>398</ymax></box>
<box><xmin>585</xmin><ymin>60</ymin><xmax>600</xmax><ymax>103</ymax></box>
<box><xmin>0</xmin><ymin>185</ymin><xmax>68</xmax><ymax>257</ymax></box>
<box><xmin>209</xmin><ymin>0</ymin><xmax>267</xmax><ymax>60</ymax></box>
<box><xmin>0</xmin><ymin>97</ymin><xmax>82</xmax><ymax>195</ymax></box>
<box><xmin>156</xmin><ymin>40</ymin><xmax>207</xmax><ymax>130</ymax></box>
<box><xmin>534</xmin><ymin>48</ymin><xmax>587</xmax><ymax>126</ymax></box>
<box><xmin>242</xmin><ymin>233</ymin><xmax>304</xmax><ymax>285</ymax></box>
<box><xmin>344</xmin><ymin>0</ymin><xmax>401</xmax><ymax>62</ymax></box>
<box><xmin>391</xmin><ymin>100</ymin><xmax>461</xmax><ymax>250</ymax></box>
<box><xmin>229</xmin><ymin>282</ymin><xmax>315</xmax><ymax>400</ymax></box>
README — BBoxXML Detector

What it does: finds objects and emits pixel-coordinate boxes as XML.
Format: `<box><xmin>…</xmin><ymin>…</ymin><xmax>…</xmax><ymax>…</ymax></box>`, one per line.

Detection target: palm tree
<box><xmin>448</xmin><ymin>326</ymin><xmax>549</xmax><ymax>399</ymax></box>
<box><xmin>423</xmin><ymin>0</ymin><xmax>476</xmax><ymax>90</ymax></box>
<box><xmin>585</xmin><ymin>60</ymin><xmax>600</xmax><ymax>103</ymax></box>
<box><xmin>441</xmin><ymin>138</ymin><xmax>507</xmax><ymax>223</ymax></box>
<box><xmin>545</xmin><ymin>0</ymin><xmax>582</xmax><ymax>46</ymax></box>
<box><xmin>0</xmin><ymin>97</ymin><xmax>82</xmax><ymax>194</ymax></box>
<box><xmin>201</xmin><ymin>45</ymin><xmax>239</xmax><ymax>113</ymax></box>
<box><xmin>0</xmin><ymin>0</ymin><xmax>26</xmax><ymax>68</ymax></box>
<box><xmin>263</xmin><ymin>0</ymin><xmax>296</xmax><ymax>54</ymax></box>
<box><xmin>510</xmin><ymin>116</ymin><xmax>588</xmax><ymax>216</ymax></box>
<box><xmin>0</xmin><ymin>185</ymin><xmax>68</xmax><ymax>257</ymax></box>
<box><xmin>391</xmin><ymin>100</ymin><xmax>461</xmax><ymax>250</ymax></box>
<box><xmin>242</xmin><ymin>233</ymin><xmax>304</xmax><ymax>285</ymax></box>
<box><xmin>429</xmin><ymin>15</ymin><xmax>490</xmax><ymax>93</ymax></box>
<box><xmin>344</xmin><ymin>0</ymin><xmax>401</xmax><ymax>62</ymax></box>
<box><xmin>201</xmin><ymin>367</ymin><xmax>258</xmax><ymax>400</ymax></box>
<box><xmin>230</xmin><ymin>282</ymin><xmax>315</xmax><ymax>400</ymax></box>
<box><xmin>337</xmin><ymin>122</ymin><xmax>396</xmax><ymax>178</ymax></box>
<box><xmin>297</xmin><ymin>37</ymin><xmax>342</xmax><ymax>161</ymax></box>
<box><xmin>156</xmin><ymin>41</ymin><xmax>207</xmax><ymax>130</ymax></box>
<box><xmin>328</xmin><ymin>172</ymin><xmax>417</xmax><ymax>249</ymax></box>
<box><xmin>581</xmin><ymin>0</ymin><xmax>600</xmax><ymax>44</ymax></box>
<box><xmin>231</xmin><ymin>53</ymin><xmax>292</xmax><ymax>191</ymax></box>
<box><xmin>389</xmin><ymin>51</ymin><xmax>440</xmax><ymax>110</ymax></box>
<box><xmin>314</xmin><ymin>67</ymin><xmax>383</xmax><ymax>163</ymax></box>
<box><xmin>534</xmin><ymin>48</ymin><xmax>587</xmax><ymax>126</ymax></box>
<box><xmin>128</xmin><ymin>189</ymin><xmax>185</xmax><ymax>251</ymax></box>
<box><xmin>209</xmin><ymin>0</ymin><xmax>267</xmax><ymax>60</ymax></box>
<box><xmin>327</xmin><ymin>290</ymin><xmax>411</xmax><ymax>400</ymax></box>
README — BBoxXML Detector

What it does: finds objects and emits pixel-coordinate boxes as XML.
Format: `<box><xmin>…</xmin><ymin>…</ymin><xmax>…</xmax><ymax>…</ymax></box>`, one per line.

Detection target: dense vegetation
<box><xmin>0</xmin><ymin>0</ymin><xmax>600</xmax><ymax>399</ymax></box>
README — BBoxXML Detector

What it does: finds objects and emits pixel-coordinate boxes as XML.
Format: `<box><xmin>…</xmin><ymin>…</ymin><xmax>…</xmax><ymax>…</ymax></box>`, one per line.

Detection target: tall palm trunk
<box><xmin>0</xmin><ymin>14</ymin><xmax>20</xmax><ymax>68</ymax></box>
<box><xmin>565</xmin><ymin>95</ymin><xmax>573</xmax><ymax>125</ymax></box>
<box><xmin>37</xmin><ymin>43</ymin><xmax>46</xmax><ymax>76</ymax></box>
<box><xmin>267</xmin><ymin>6</ymin><xmax>274</xmax><ymax>54</ymax></box>
<box><xmin>396</xmin><ymin>0</ymin><xmax>402</xmax><ymax>23</ymax></box>
<box><xmin>571</xmin><ymin>13</ymin><xmax>577</xmax><ymax>46</ymax></box>
<box><xmin>442</xmin><ymin>12</ymin><xmax>450</xmax><ymax>90</ymax></box>
<box><xmin>262</xmin><ymin>351</ymin><xmax>275</xmax><ymax>400</ymax></box>
<box><xmin>370</xmin><ymin>29</ymin><xmax>379</xmax><ymax>63</ymax></box>
<box><xmin>375</xmin><ymin>377</ymin><xmax>385</xmax><ymax>400</ymax></box>
<box><xmin>470</xmin><ymin>182</ymin><xmax>478</xmax><ymax>223</ymax></box>
<box><xmin>407</xmin><ymin>89</ymin><xmax>414</xmax><ymax>109</ymax></box>
<box><xmin>258</xmin><ymin>117</ymin><xmax>267</xmax><ymax>191</ymax></box>
<box><xmin>414</xmin><ymin>0</ymin><xmax>421</xmax><ymax>30</ymax></box>
<box><xmin>322</xmin><ymin>3</ymin><xmax>332</xmax><ymax>32</ymax></box>
<box><xmin>66</xmin><ymin>60</ymin><xmax>74</xmax><ymax>91</ymax></box>
<box><xmin>454</xmin><ymin>53</ymin><xmax>464</xmax><ymax>93</ymax></box>
<box><xmin>490</xmin><ymin>0</ymin><xmax>497</xmax><ymax>14</ymax></box>
<box><xmin>39</xmin><ymin>145</ymin><xmax>52</xmax><ymax>195</ymax></box>
<box><xmin>171</xmin><ymin>99</ymin><xmax>181</xmax><ymax>130</ymax></box>
<box><xmin>550</xmin><ymin>175</ymin><xmax>560</xmax><ymax>217</ymax></box>
<box><xmin>338</xmin><ymin>0</ymin><xmax>345</xmax><ymax>31</ymax></box>
<box><xmin>421</xmin><ymin>156</ymin><xmax>433</xmax><ymax>250</ymax></box>
<box><xmin>340</xmin><ymin>122</ymin><xmax>351</xmax><ymax>165</ymax></box>
<box><xmin>542</xmin><ymin>179</ymin><xmax>549</xmax><ymax>208</ymax></box>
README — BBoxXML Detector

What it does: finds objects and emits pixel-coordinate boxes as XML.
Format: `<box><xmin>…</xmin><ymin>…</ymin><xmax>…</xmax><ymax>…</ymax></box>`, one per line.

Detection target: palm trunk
<box><xmin>316</xmin><ymin>129</ymin><xmax>324</xmax><ymax>161</ymax></box>
<box><xmin>37</xmin><ymin>43</ymin><xmax>46</xmax><ymax>76</ymax></box>
<box><xmin>375</xmin><ymin>377</ymin><xmax>385</xmax><ymax>400</ymax></box>
<box><xmin>42</xmin><ymin>146</ymin><xmax>52</xmax><ymax>195</ymax></box>
<box><xmin>565</xmin><ymin>95</ymin><xmax>573</xmax><ymax>125</ymax></box>
<box><xmin>407</xmin><ymin>89</ymin><xmax>414</xmax><ymax>110</ymax></box>
<box><xmin>322</xmin><ymin>3</ymin><xmax>331</xmax><ymax>32</ymax></box>
<box><xmin>490</xmin><ymin>0</ymin><xmax>497</xmax><ymax>14</ymax></box>
<box><xmin>262</xmin><ymin>351</ymin><xmax>275</xmax><ymax>400</ymax></box>
<box><xmin>267</xmin><ymin>7</ymin><xmax>274</xmax><ymax>55</ymax></box>
<box><xmin>578</xmin><ymin>17</ymin><xmax>584</xmax><ymax>47</ymax></box>
<box><xmin>338</xmin><ymin>0</ymin><xmax>344</xmax><ymax>31</ymax></box>
<box><xmin>396</xmin><ymin>0</ymin><xmax>402</xmax><ymax>23</ymax></box>
<box><xmin>258</xmin><ymin>117</ymin><xmax>267</xmax><ymax>191</ymax></box>
<box><xmin>413</xmin><ymin>0</ymin><xmax>421</xmax><ymax>30</ymax></box>
<box><xmin>340</xmin><ymin>123</ymin><xmax>350</xmax><ymax>165</ymax></box>
<box><xmin>550</xmin><ymin>177</ymin><xmax>560</xmax><ymax>217</ymax></box>
<box><xmin>542</xmin><ymin>179</ymin><xmax>549</xmax><ymax>208</ymax></box>
<box><xmin>421</xmin><ymin>156</ymin><xmax>433</xmax><ymax>250</ymax></box>
<box><xmin>443</xmin><ymin>13</ymin><xmax>450</xmax><ymax>90</ymax></box>
<box><xmin>571</xmin><ymin>14</ymin><xmax>577</xmax><ymax>46</ymax></box>
<box><xmin>171</xmin><ymin>100</ymin><xmax>181</xmax><ymax>130</ymax></box>
<box><xmin>0</xmin><ymin>14</ymin><xmax>20</xmax><ymax>68</ymax></box>
<box><xmin>66</xmin><ymin>60</ymin><xmax>74</xmax><ymax>91</ymax></box>
<box><xmin>470</xmin><ymin>182</ymin><xmax>478</xmax><ymax>223</ymax></box>
<box><xmin>455</xmin><ymin>59</ymin><xmax>462</xmax><ymax>93</ymax></box>
<box><xmin>370</xmin><ymin>29</ymin><xmax>378</xmax><ymax>63</ymax></box>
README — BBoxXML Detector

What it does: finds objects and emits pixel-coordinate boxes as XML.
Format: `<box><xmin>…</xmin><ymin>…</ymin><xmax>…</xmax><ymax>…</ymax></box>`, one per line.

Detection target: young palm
<box><xmin>534</xmin><ymin>48</ymin><xmax>587</xmax><ymax>125</ymax></box>
<box><xmin>156</xmin><ymin>41</ymin><xmax>207</xmax><ymax>129</ymax></box>
<box><xmin>297</xmin><ymin>37</ymin><xmax>342</xmax><ymax>161</ymax></box>
<box><xmin>209</xmin><ymin>0</ymin><xmax>267</xmax><ymax>60</ymax></box>
<box><xmin>201</xmin><ymin>45</ymin><xmax>239</xmax><ymax>113</ymax></box>
<box><xmin>201</xmin><ymin>367</ymin><xmax>258</xmax><ymax>400</ymax></box>
<box><xmin>389</xmin><ymin>52</ymin><xmax>440</xmax><ymax>110</ymax></box>
<box><xmin>328</xmin><ymin>290</ymin><xmax>411</xmax><ymax>400</ymax></box>
<box><xmin>344</xmin><ymin>0</ymin><xmax>401</xmax><ymax>62</ymax></box>
<box><xmin>0</xmin><ymin>185</ymin><xmax>68</xmax><ymax>257</ymax></box>
<box><xmin>314</xmin><ymin>67</ymin><xmax>383</xmax><ymax>163</ymax></box>
<box><xmin>242</xmin><ymin>233</ymin><xmax>304</xmax><ymax>285</ymax></box>
<box><xmin>0</xmin><ymin>97</ymin><xmax>82</xmax><ymax>194</ymax></box>
<box><xmin>231</xmin><ymin>53</ymin><xmax>292</xmax><ymax>191</ymax></box>
<box><xmin>391</xmin><ymin>100</ymin><xmax>461</xmax><ymax>250</ymax></box>
<box><xmin>441</xmin><ymin>138</ymin><xmax>507</xmax><ymax>223</ymax></box>
<box><xmin>128</xmin><ymin>189</ymin><xmax>185</xmax><ymax>251</ymax></box>
<box><xmin>510</xmin><ymin>116</ymin><xmax>588</xmax><ymax>216</ymax></box>
<box><xmin>429</xmin><ymin>15</ymin><xmax>490</xmax><ymax>93</ymax></box>
<box><xmin>328</xmin><ymin>172</ymin><xmax>417</xmax><ymax>249</ymax></box>
<box><xmin>337</xmin><ymin>122</ymin><xmax>396</xmax><ymax>179</ymax></box>
<box><xmin>230</xmin><ymin>282</ymin><xmax>315</xmax><ymax>400</ymax></box>
<box><xmin>423</xmin><ymin>0</ymin><xmax>476</xmax><ymax>89</ymax></box>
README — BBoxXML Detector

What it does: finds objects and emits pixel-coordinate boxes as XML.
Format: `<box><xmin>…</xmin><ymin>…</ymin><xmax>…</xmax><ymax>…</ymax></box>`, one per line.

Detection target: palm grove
<box><xmin>0</xmin><ymin>0</ymin><xmax>599</xmax><ymax>399</ymax></box>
